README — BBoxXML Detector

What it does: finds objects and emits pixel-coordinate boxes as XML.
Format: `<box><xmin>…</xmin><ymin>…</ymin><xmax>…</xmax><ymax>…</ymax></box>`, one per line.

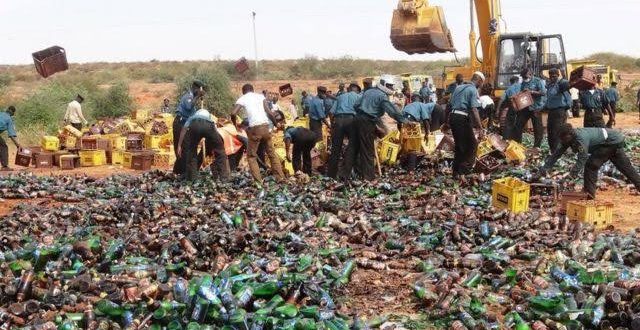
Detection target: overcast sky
<box><xmin>1</xmin><ymin>0</ymin><xmax>638</xmax><ymax>65</ymax></box>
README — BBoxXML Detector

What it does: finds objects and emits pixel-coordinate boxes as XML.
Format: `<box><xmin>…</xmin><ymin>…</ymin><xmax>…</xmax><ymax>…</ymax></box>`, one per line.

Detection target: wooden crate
<box><xmin>59</xmin><ymin>155</ymin><xmax>80</xmax><ymax>170</ymax></box>
<box><xmin>33</xmin><ymin>152</ymin><xmax>54</xmax><ymax>168</ymax></box>
<box><xmin>131</xmin><ymin>153</ymin><xmax>155</xmax><ymax>171</ymax></box>
<box><xmin>32</xmin><ymin>46</ymin><xmax>68</xmax><ymax>78</ymax></box>
<box><xmin>570</xmin><ymin>66</ymin><xmax>597</xmax><ymax>91</ymax></box>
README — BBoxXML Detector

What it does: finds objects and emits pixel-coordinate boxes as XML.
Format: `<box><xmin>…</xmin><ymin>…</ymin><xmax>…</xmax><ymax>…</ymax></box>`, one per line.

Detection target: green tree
<box><xmin>92</xmin><ymin>82</ymin><xmax>133</xmax><ymax>119</ymax></box>
<box><xmin>175</xmin><ymin>66</ymin><xmax>236</xmax><ymax>117</ymax></box>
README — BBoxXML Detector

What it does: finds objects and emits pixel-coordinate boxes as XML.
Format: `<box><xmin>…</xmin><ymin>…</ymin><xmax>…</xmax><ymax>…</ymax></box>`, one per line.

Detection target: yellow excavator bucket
<box><xmin>390</xmin><ymin>0</ymin><xmax>455</xmax><ymax>54</ymax></box>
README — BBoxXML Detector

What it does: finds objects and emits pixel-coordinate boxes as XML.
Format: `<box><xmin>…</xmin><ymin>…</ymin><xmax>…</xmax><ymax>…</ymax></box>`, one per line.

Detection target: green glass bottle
<box><xmin>96</xmin><ymin>300</ymin><xmax>125</xmax><ymax>317</ymax></box>
<box><xmin>275</xmin><ymin>304</ymin><xmax>299</xmax><ymax>318</ymax></box>
<box><xmin>253</xmin><ymin>281</ymin><xmax>281</xmax><ymax>298</ymax></box>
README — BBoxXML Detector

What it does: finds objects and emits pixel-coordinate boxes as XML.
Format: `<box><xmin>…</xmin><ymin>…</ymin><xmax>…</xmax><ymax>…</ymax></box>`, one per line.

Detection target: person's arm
<box><xmin>176</xmin><ymin>125</ymin><xmax>189</xmax><ymax>157</ymax></box>
<box><xmin>6</xmin><ymin>120</ymin><xmax>20</xmax><ymax>149</ymax></box>
<box><xmin>317</xmin><ymin>103</ymin><xmax>330</xmax><ymax>127</ymax></box>
<box><xmin>571</xmin><ymin>142</ymin><xmax>589</xmax><ymax>177</ymax></box>
<box><xmin>77</xmin><ymin>104</ymin><xmax>88</xmax><ymax>125</ymax></box>
<box><xmin>381</xmin><ymin>100</ymin><xmax>408</xmax><ymax>124</ymax></box>
<box><xmin>230</xmin><ymin>104</ymin><xmax>243</xmax><ymax>128</ymax></box>
<box><xmin>285</xmin><ymin>138</ymin><xmax>292</xmax><ymax>162</ymax></box>
<box><xmin>471</xmin><ymin>108</ymin><xmax>484</xmax><ymax>139</ymax></box>
<box><xmin>422</xmin><ymin>120</ymin><xmax>431</xmax><ymax>137</ymax></box>
<box><xmin>541</xmin><ymin>143</ymin><xmax>570</xmax><ymax>174</ymax></box>
<box><xmin>64</xmin><ymin>106</ymin><xmax>70</xmax><ymax>123</ymax></box>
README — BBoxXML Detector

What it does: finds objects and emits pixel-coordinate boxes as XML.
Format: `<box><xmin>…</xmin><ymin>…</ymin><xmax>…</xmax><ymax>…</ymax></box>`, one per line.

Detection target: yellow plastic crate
<box><xmin>123</xmin><ymin>152</ymin><xmax>133</xmax><ymax>168</ymax></box>
<box><xmin>492</xmin><ymin>177</ymin><xmax>530</xmax><ymax>213</ymax></box>
<box><xmin>378</xmin><ymin>140</ymin><xmax>400</xmax><ymax>165</ymax></box>
<box><xmin>422</xmin><ymin>133</ymin><xmax>437</xmax><ymax>154</ymax></box>
<box><xmin>567</xmin><ymin>200</ymin><xmax>613</xmax><ymax>229</ymax></box>
<box><xmin>275</xmin><ymin>148</ymin><xmax>294</xmax><ymax>175</ymax></box>
<box><xmin>110</xmin><ymin>136</ymin><xmax>126</xmax><ymax>151</ymax></box>
<box><xmin>79</xmin><ymin>150</ymin><xmax>106</xmax><ymax>167</ymax></box>
<box><xmin>292</xmin><ymin>117</ymin><xmax>309</xmax><ymax>129</ymax></box>
<box><xmin>64</xmin><ymin>125</ymin><xmax>83</xmax><ymax>138</ymax></box>
<box><xmin>111</xmin><ymin>150</ymin><xmax>125</xmax><ymax>165</ymax></box>
<box><xmin>477</xmin><ymin>139</ymin><xmax>495</xmax><ymax>158</ymax></box>
<box><xmin>41</xmin><ymin>136</ymin><xmax>60</xmax><ymax>151</ymax></box>
<box><xmin>145</xmin><ymin>135</ymin><xmax>164</xmax><ymax>150</ymax></box>
<box><xmin>131</xmin><ymin>109</ymin><xmax>150</xmax><ymax>121</ymax></box>
<box><xmin>272</xmin><ymin>131</ymin><xmax>285</xmax><ymax>149</ymax></box>
<box><xmin>63</xmin><ymin>136</ymin><xmax>78</xmax><ymax>149</ymax></box>
<box><xmin>505</xmin><ymin>141</ymin><xmax>527</xmax><ymax>163</ymax></box>
<box><xmin>401</xmin><ymin>122</ymin><xmax>423</xmax><ymax>139</ymax></box>
<box><xmin>402</xmin><ymin>137</ymin><xmax>423</xmax><ymax>153</ymax></box>
<box><xmin>155</xmin><ymin>113</ymin><xmax>175</xmax><ymax>128</ymax></box>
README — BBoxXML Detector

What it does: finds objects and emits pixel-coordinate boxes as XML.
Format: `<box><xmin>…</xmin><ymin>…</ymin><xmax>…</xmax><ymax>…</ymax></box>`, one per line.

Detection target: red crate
<box><xmin>15</xmin><ymin>149</ymin><xmax>33</xmax><ymax>167</ymax></box>
<box><xmin>570</xmin><ymin>66</ymin><xmax>597</xmax><ymax>91</ymax></box>
<box><xmin>234</xmin><ymin>57</ymin><xmax>250</xmax><ymax>74</ymax></box>
<box><xmin>279</xmin><ymin>83</ymin><xmax>293</xmax><ymax>97</ymax></box>
<box><xmin>131</xmin><ymin>152</ymin><xmax>155</xmax><ymax>171</ymax></box>
<box><xmin>32</xmin><ymin>46</ymin><xmax>69</xmax><ymax>78</ymax></box>
<box><xmin>512</xmin><ymin>91</ymin><xmax>533</xmax><ymax>111</ymax></box>
<box><xmin>33</xmin><ymin>152</ymin><xmax>54</xmax><ymax>168</ymax></box>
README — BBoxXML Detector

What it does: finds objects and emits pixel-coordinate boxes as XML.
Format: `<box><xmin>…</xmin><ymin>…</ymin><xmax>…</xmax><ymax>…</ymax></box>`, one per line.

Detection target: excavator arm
<box><xmin>390</xmin><ymin>0</ymin><xmax>456</xmax><ymax>54</ymax></box>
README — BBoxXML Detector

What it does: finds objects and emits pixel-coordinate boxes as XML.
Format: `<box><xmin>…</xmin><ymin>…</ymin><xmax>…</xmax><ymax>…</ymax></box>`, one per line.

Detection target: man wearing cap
<box><xmin>353</xmin><ymin>80</ymin><xmax>408</xmax><ymax>181</ymax></box>
<box><xmin>545</xmin><ymin>68</ymin><xmax>571</xmax><ymax>152</ymax></box>
<box><xmin>580</xmin><ymin>85</ymin><xmax>614</xmax><ymax>128</ymax></box>
<box><xmin>327</xmin><ymin>83</ymin><xmax>361</xmax><ymax>179</ymax></box>
<box><xmin>447</xmin><ymin>72</ymin><xmax>485</xmax><ymax>177</ymax></box>
<box><xmin>309</xmin><ymin>86</ymin><xmax>331</xmax><ymax>142</ymax></box>
<box><xmin>0</xmin><ymin>106</ymin><xmax>21</xmax><ymax>171</ymax></box>
<box><xmin>173</xmin><ymin>81</ymin><xmax>205</xmax><ymax>175</ymax></box>
<box><xmin>513</xmin><ymin>67</ymin><xmax>546</xmax><ymax>148</ymax></box>
<box><xmin>605</xmin><ymin>82</ymin><xmax>620</xmax><ymax>116</ymax></box>
<box><xmin>64</xmin><ymin>94</ymin><xmax>88</xmax><ymax>131</ymax></box>
<box><xmin>495</xmin><ymin>76</ymin><xmax>521</xmax><ymax>140</ymax></box>
<box><xmin>301</xmin><ymin>91</ymin><xmax>312</xmax><ymax>117</ymax></box>
<box><xmin>419</xmin><ymin>78</ymin><xmax>433</xmax><ymax>105</ymax></box>
<box><xmin>176</xmin><ymin>108</ymin><xmax>230</xmax><ymax>182</ymax></box>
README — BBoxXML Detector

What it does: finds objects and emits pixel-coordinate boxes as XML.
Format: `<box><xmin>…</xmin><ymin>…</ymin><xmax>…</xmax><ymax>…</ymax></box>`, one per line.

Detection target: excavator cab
<box><xmin>390</xmin><ymin>0</ymin><xmax>456</xmax><ymax>54</ymax></box>
<box><xmin>495</xmin><ymin>33</ymin><xmax>567</xmax><ymax>89</ymax></box>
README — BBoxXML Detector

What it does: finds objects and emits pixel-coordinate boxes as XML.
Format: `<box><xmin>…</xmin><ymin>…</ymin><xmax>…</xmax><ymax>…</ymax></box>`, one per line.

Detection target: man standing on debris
<box><xmin>445</xmin><ymin>74</ymin><xmax>465</xmax><ymax>96</ymax></box>
<box><xmin>447</xmin><ymin>72</ymin><xmax>485</xmax><ymax>177</ymax></box>
<box><xmin>605</xmin><ymin>82</ymin><xmax>620</xmax><ymax>115</ymax></box>
<box><xmin>301</xmin><ymin>91</ymin><xmax>312</xmax><ymax>117</ymax></box>
<box><xmin>545</xmin><ymin>68</ymin><xmax>571</xmax><ymax>152</ymax></box>
<box><xmin>580</xmin><ymin>85</ymin><xmax>614</xmax><ymax>128</ymax></box>
<box><xmin>0</xmin><ymin>106</ymin><xmax>21</xmax><ymax>172</ymax></box>
<box><xmin>540</xmin><ymin>123</ymin><xmax>640</xmax><ymax>199</ymax></box>
<box><xmin>353</xmin><ymin>81</ymin><xmax>408</xmax><ymax>181</ymax></box>
<box><xmin>64</xmin><ymin>94</ymin><xmax>88</xmax><ymax>131</ymax></box>
<box><xmin>327</xmin><ymin>83</ymin><xmax>360</xmax><ymax>179</ymax></box>
<box><xmin>176</xmin><ymin>109</ymin><xmax>230</xmax><ymax>182</ymax></box>
<box><xmin>160</xmin><ymin>98</ymin><xmax>171</xmax><ymax>113</ymax></box>
<box><xmin>231</xmin><ymin>83</ymin><xmax>285</xmax><ymax>183</ymax></box>
<box><xmin>419</xmin><ymin>78</ymin><xmax>433</xmax><ymax>104</ymax></box>
<box><xmin>309</xmin><ymin>86</ymin><xmax>331</xmax><ymax>142</ymax></box>
<box><xmin>496</xmin><ymin>76</ymin><xmax>521</xmax><ymax>140</ymax></box>
<box><xmin>173</xmin><ymin>81</ymin><xmax>205</xmax><ymax>175</ymax></box>
<box><xmin>513</xmin><ymin>68</ymin><xmax>546</xmax><ymax>148</ymax></box>
<box><xmin>284</xmin><ymin>126</ymin><xmax>317</xmax><ymax>175</ymax></box>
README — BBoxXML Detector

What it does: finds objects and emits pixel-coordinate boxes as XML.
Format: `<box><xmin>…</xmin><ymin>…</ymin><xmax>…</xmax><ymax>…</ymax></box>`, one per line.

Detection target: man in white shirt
<box><xmin>64</xmin><ymin>95</ymin><xmax>88</xmax><ymax>130</ymax></box>
<box><xmin>231</xmin><ymin>84</ymin><xmax>285</xmax><ymax>183</ymax></box>
<box><xmin>288</xmin><ymin>99</ymin><xmax>298</xmax><ymax>123</ymax></box>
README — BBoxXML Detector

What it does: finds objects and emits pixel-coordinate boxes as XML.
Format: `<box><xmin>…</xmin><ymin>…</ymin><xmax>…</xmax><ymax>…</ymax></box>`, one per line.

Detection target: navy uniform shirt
<box><xmin>354</xmin><ymin>87</ymin><xmax>407</xmax><ymax>123</ymax></box>
<box><xmin>450</xmin><ymin>83</ymin><xmax>481</xmax><ymax>112</ymax></box>
<box><xmin>419</xmin><ymin>85</ymin><xmax>432</xmax><ymax>102</ymax></box>
<box><xmin>309</xmin><ymin>97</ymin><xmax>327</xmax><ymax>121</ymax></box>
<box><xmin>446</xmin><ymin>82</ymin><xmax>460</xmax><ymax>95</ymax></box>
<box><xmin>545</xmin><ymin>78</ymin><xmax>571</xmax><ymax>109</ymax></box>
<box><xmin>580</xmin><ymin>89</ymin><xmax>609</xmax><ymax>110</ymax></box>
<box><xmin>403</xmin><ymin>102</ymin><xmax>435</xmax><ymax>122</ymax></box>
<box><xmin>0</xmin><ymin>111</ymin><xmax>17</xmax><ymax>137</ymax></box>
<box><xmin>544</xmin><ymin>128</ymin><xmax>625</xmax><ymax>176</ymax></box>
<box><xmin>501</xmin><ymin>83</ymin><xmax>522</xmax><ymax>102</ymax></box>
<box><xmin>605</xmin><ymin>87</ymin><xmax>620</xmax><ymax>103</ymax></box>
<box><xmin>284</xmin><ymin>126</ymin><xmax>313</xmax><ymax>143</ymax></box>
<box><xmin>323</xmin><ymin>97</ymin><xmax>335</xmax><ymax>113</ymax></box>
<box><xmin>521</xmin><ymin>77</ymin><xmax>547</xmax><ymax>111</ymax></box>
<box><xmin>176</xmin><ymin>91</ymin><xmax>197</xmax><ymax>119</ymax></box>
<box><xmin>330</xmin><ymin>91</ymin><xmax>360</xmax><ymax>116</ymax></box>
<box><xmin>302</xmin><ymin>95</ymin><xmax>313</xmax><ymax>111</ymax></box>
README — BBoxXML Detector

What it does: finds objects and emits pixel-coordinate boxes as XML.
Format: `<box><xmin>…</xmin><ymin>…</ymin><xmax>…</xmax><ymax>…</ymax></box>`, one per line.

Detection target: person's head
<box><xmin>241</xmin><ymin>83</ymin><xmax>254</xmax><ymax>95</ymax></box>
<box><xmin>317</xmin><ymin>86</ymin><xmax>327</xmax><ymax>98</ymax></box>
<box><xmin>558</xmin><ymin>123</ymin><xmax>577</xmax><ymax>145</ymax></box>
<box><xmin>480</xmin><ymin>83</ymin><xmax>493</xmax><ymax>96</ymax></box>
<box><xmin>6</xmin><ymin>106</ymin><xmax>16</xmax><ymax>116</ymax></box>
<box><xmin>348</xmin><ymin>83</ymin><xmax>360</xmax><ymax>93</ymax></box>
<box><xmin>262</xmin><ymin>90</ymin><xmax>268</xmax><ymax>97</ymax></box>
<box><xmin>471</xmin><ymin>71</ymin><xmax>485</xmax><ymax>88</ymax></box>
<box><xmin>363</xmin><ymin>78</ymin><xmax>373</xmax><ymax>90</ymax></box>
<box><xmin>520</xmin><ymin>67</ymin><xmax>533</xmax><ymax>81</ymax></box>
<box><xmin>191</xmin><ymin>81</ymin><xmax>204</xmax><ymax>94</ymax></box>
<box><xmin>301</xmin><ymin>91</ymin><xmax>308</xmax><ymax>97</ymax></box>
<box><xmin>455</xmin><ymin>74</ymin><xmax>464</xmax><ymax>84</ymax></box>
<box><xmin>385</xmin><ymin>82</ymin><xmax>395</xmax><ymax>90</ymax></box>
<box><xmin>510</xmin><ymin>76</ymin><xmax>520</xmax><ymax>85</ymax></box>
<box><xmin>423</xmin><ymin>78</ymin><xmax>430</xmax><ymax>86</ymax></box>
<box><xmin>411</xmin><ymin>94</ymin><xmax>422</xmax><ymax>103</ymax></box>
<box><xmin>549</xmin><ymin>68</ymin><xmax>560</xmax><ymax>83</ymax></box>
<box><xmin>291</xmin><ymin>99</ymin><xmax>296</xmax><ymax>105</ymax></box>
<box><xmin>274</xmin><ymin>110</ymin><xmax>285</xmax><ymax>124</ymax></box>
<box><xmin>76</xmin><ymin>94</ymin><xmax>85</xmax><ymax>103</ymax></box>
<box><xmin>596</xmin><ymin>74</ymin><xmax>603</xmax><ymax>83</ymax></box>
<box><xmin>338</xmin><ymin>83</ymin><xmax>345</xmax><ymax>91</ymax></box>
<box><xmin>611</xmin><ymin>81</ymin><xmax>618</xmax><ymax>88</ymax></box>
<box><xmin>403</xmin><ymin>81</ymin><xmax>409</xmax><ymax>88</ymax></box>
<box><xmin>163</xmin><ymin>98</ymin><xmax>170</xmax><ymax>106</ymax></box>
<box><xmin>327</xmin><ymin>90</ymin><xmax>333</xmax><ymax>96</ymax></box>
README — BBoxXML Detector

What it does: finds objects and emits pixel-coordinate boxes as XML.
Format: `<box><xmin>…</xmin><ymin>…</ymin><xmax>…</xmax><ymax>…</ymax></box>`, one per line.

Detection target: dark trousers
<box><xmin>547</xmin><ymin>109</ymin><xmax>568</xmax><ymax>153</ymax></box>
<box><xmin>229</xmin><ymin>136</ymin><xmax>248</xmax><ymax>171</ymax></box>
<box><xmin>257</xmin><ymin>140</ymin><xmax>268</xmax><ymax>170</ymax></box>
<box><xmin>584</xmin><ymin>109</ymin><xmax>605</xmax><ymax>128</ymax></box>
<box><xmin>609</xmin><ymin>102</ymin><xmax>617</xmax><ymax>115</ymax></box>
<box><xmin>571</xmin><ymin>100</ymin><xmax>580</xmax><ymax>118</ymax></box>
<box><xmin>172</xmin><ymin>116</ymin><xmax>186</xmax><ymax>174</ymax></box>
<box><xmin>449</xmin><ymin>113</ymin><xmax>478</xmax><ymax>176</ymax></box>
<box><xmin>183</xmin><ymin>120</ymin><xmax>230</xmax><ymax>181</ymax></box>
<box><xmin>584</xmin><ymin>145</ymin><xmax>640</xmax><ymax>198</ymax></box>
<box><xmin>327</xmin><ymin>115</ymin><xmax>356</xmax><ymax>179</ymax></box>
<box><xmin>503</xmin><ymin>108</ymin><xmax>518</xmax><ymax>140</ymax></box>
<box><xmin>292</xmin><ymin>130</ymin><xmax>317</xmax><ymax>175</ymax></box>
<box><xmin>309</xmin><ymin>119</ymin><xmax>323</xmax><ymax>142</ymax></box>
<box><xmin>71</xmin><ymin>123</ymin><xmax>83</xmax><ymax>131</ymax></box>
<box><xmin>430</xmin><ymin>105</ymin><xmax>444</xmax><ymax>131</ymax></box>
<box><xmin>354</xmin><ymin>114</ymin><xmax>378</xmax><ymax>181</ymax></box>
<box><xmin>0</xmin><ymin>135</ymin><xmax>8</xmax><ymax>168</ymax></box>
<box><xmin>514</xmin><ymin>109</ymin><xmax>543</xmax><ymax>147</ymax></box>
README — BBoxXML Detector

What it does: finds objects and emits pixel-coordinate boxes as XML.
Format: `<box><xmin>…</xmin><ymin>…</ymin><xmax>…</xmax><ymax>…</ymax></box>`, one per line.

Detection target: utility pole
<box><xmin>252</xmin><ymin>11</ymin><xmax>259</xmax><ymax>77</ymax></box>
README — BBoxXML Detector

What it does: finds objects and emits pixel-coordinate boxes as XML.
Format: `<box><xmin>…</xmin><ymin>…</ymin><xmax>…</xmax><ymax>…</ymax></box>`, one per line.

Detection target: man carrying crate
<box><xmin>0</xmin><ymin>106</ymin><xmax>22</xmax><ymax>171</ymax></box>
<box><xmin>540</xmin><ymin>123</ymin><xmax>640</xmax><ymax>199</ymax></box>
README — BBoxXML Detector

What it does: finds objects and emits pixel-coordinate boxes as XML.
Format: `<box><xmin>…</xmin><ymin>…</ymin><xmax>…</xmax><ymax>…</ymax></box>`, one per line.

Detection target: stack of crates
<box><xmin>491</xmin><ymin>177</ymin><xmax>531</xmax><ymax>213</ymax></box>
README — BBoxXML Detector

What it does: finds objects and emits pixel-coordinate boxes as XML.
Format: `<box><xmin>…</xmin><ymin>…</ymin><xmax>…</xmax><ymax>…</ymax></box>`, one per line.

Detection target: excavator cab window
<box><xmin>537</xmin><ymin>35</ymin><xmax>567</xmax><ymax>80</ymax></box>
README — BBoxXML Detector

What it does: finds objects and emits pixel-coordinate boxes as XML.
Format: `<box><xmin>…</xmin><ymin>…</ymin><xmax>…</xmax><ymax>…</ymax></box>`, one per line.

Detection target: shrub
<box><xmin>92</xmin><ymin>82</ymin><xmax>133</xmax><ymax>119</ymax></box>
<box><xmin>0</xmin><ymin>73</ymin><xmax>12</xmax><ymax>90</ymax></box>
<box><xmin>175</xmin><ymin>66</ymin><xmax>236</xmax><ymax>117</ymax></box>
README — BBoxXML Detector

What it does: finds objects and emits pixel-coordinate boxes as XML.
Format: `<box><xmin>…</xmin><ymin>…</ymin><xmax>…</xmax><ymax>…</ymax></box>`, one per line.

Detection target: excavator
<box><xmin>390</xmin><ymin>0</ymin><xmax>568</xmax><ymax>97</ymax></box>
